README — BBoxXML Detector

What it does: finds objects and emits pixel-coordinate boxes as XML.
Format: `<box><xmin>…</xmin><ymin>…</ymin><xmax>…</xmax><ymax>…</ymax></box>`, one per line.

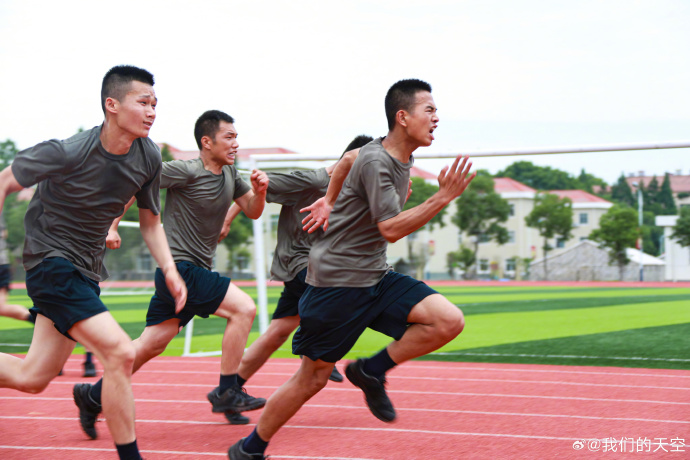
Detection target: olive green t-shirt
<box><xmin>306</xmin><ymin>137</ymin><xmax>412</xmax><ymax>287</ymax></box>
<box><xmin>266</xmin><ymin>168</ymin><xmax>330</xmax><ymax>281</ymax></box>
<box><xmin>11</xmin><ymin>126</ymin><xmax>162</xmax><ymax>281</ymax></box>
<box><xmin>161</xmin><ymin>159</ymin><xmax>251</xmax><ymax>270</ymax></box>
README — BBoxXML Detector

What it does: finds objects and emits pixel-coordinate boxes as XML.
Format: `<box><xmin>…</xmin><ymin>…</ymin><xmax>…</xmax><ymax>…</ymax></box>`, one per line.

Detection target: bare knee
<box><xmin>17</xmin><ymin>374</ymin><xmax>53</xmax><ymax>394</ymax></box>
<box><xmin>101</xmin><ymin>341</ymin><xmax>136</xmax><ymax>374</ymax></box>
<box><xmin>435</xmin><ymin>307</ymin><xmax>465</xmax><ymax>341</ymax></box>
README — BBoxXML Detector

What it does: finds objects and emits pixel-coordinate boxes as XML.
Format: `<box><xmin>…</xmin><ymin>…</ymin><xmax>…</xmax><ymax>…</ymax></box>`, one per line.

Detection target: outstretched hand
<box><xmin>106</xmin><ymin>229</ymin><xmax>122</xmax><ymax>250</ymax></box>
<box><xmin>437</xmin><ymin>155</ymin><xmax>476</xmax><ymax>201</ymax></box>
<box><xmin>300</xmin><ymin>197</ymin><xmax>333</xmax><ymax>233</ymax></box>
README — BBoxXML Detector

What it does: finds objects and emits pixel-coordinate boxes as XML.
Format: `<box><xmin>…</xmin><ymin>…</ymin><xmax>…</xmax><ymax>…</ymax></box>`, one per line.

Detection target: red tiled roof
<box><xmin>549</xmin><ymin>189</ymin><xmax>611</xmax><ymax>203</ymax></box>
<box><xmin>410</xmin><ymin>165</ymin><xmax>436</xmax><ymax>180</ymax></box>
<box><xmin>623</xmin><ymin>175</ymin><xmax>690</xmax><ymax>194</ymax></box>
<box><xmin>493</xmin><ymin>177</ymin><xmax>537</xmax><ymax>193</ymax></box>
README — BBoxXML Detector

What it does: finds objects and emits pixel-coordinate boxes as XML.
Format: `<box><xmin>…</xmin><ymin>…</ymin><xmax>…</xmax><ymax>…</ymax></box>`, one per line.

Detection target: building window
<box><xmin>556</xmin><ymin>238</ymin><xmax>566</xmax><ymax>248</ymax></box>
<box><xmin>509</xmin><ymin>204</ymin><xmax>515</xmax><ymax>216</ymax></box>
<box><xmin>235</xmin><ymin>254</ymin><xmax>249</xmax><ymax>271</ymax></box>
<box><xmin>505</xmin><ymin>258</ymin><xmax>516</xmax><ymax>272</ymax></box>
<box><xmin>479</xmin><ymin>233</ymin><xmax>490</xmax><ymax>243</ymax></box>
<box><xmin>579</xmin><ymin>213</ymin><xmax>588</xmax><ymax>225</ymax></box>
<box><xmin>270</xmin><ymin>214</ymin><xmax>280</xmax><ymax>234</ymax></box>
<box><xmin>478</xmin><ymin>259</ymin><xmax>489</xmax><ymax>272</ymax></box>
<box><xmin>580</xmin><ymin>237</ymin><xmax>588</xmax><ymax>241</ymax></box>
<box><xmin>508</xmin><ymin>231</ymin><xmax>515</xmax><ymax>243</ymax></box>
<box><xmin>136</xmin><ymin>252</ymin><xmax>152</xmax><ymax>273</ymax></box>
<box><xmin>457</xmin><ymin>232</ymin><xmax>462</xmax><ymax>244</ymax></box>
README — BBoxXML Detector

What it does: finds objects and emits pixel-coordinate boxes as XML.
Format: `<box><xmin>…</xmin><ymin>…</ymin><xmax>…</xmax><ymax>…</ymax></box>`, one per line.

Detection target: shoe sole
<box><xmin>345</xmin><ymin>361</ymin><xmax>396</xmax><ymax>423</ymax></box>
<box><xmin>73</xmin><ymin>385</ymin><xmax>99</xmax><ymax>439</ymax></box>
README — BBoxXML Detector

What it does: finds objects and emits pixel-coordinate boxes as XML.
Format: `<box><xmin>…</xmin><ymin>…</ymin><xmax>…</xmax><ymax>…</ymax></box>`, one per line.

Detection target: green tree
<box><xmin>646</xmin><ymin>176</ymin><xmax>660</xmax><ymax>213</ymax></box>
<box><xmin>403</xmin><ymin>176</ymin><xmax>445</xmax><ymax>277</ymax></box>
<box><xmin>0</xmin><ymin>139</ymin><xmax>19</xmax><ymax>169</ymax></box>
<box><xmin>609</xmin><ymin>174</ymin><xmax>635</xmax><ymax>207</ymax></box>
<box><xmin>657</xmin><ymin>173</ymin><xmax>677</xmax><ymax>215</ymax></box>
<box><xmin>524</xmin><ymin>193</ymin><xmax>573</xmax><ymax>280</ymax></box>
<box><xmin>221</xmin><ymin>211</ymin><xmax>254</xmax><ymax>272</ymax></box>
<box><xmin>446</xmin><ymin>245</ymin><xmax>475</xmax><ymax>279</ymax></box>
<box><xmin>671</xmin><ymin>207</ymin><xmax>690</xmax><ymax>248</ymax></box>
<box><xmin>576</xmin><ymin>169</ymin><xmax>607</xmax><ymax>193</ymax></box>
<box><xmin>160</xmin><ymin>143</ymin><xmax>175</xmax><ymax>162</ymax></box>
<box><xmin>497</xmin><ymin>161</ymin><xmax>578</xmax><ymax>190</ymax></box>
<box><xmin>452</xmin><ymin>173</ymin><xmax>510</xmax><ymax>279</ymax></box>
<box><xmin>589</xmin><ymin>205</ymin><xmax>639</xmax><ymax>280</ymax></box>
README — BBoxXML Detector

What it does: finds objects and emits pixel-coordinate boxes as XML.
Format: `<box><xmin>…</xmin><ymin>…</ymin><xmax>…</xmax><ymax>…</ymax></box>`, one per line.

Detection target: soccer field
<box><xmin>2</xmin><ymin>285</ymin><xmax>689</xmax><ymax>370</ymax></box>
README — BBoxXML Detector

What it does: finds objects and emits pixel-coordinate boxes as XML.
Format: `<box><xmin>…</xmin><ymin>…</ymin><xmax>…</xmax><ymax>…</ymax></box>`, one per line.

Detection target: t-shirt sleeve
<box><xmin>266</xmin><ymin>170</ymin><xmax>323</xmax><ymax>206</ymax></box>
<box><xmin>360</xmin><ymin>159</ymin><xmax>402</xmax><ymax>224</ymax></box>
<box><xmin>232</xmin><ymin>167</ymin><xmax>252</xmax><ymax>200</ymax></box>
<box><xmin>135</xmin><ymin>153</ymin><xmax>162</xmax><ymax>214</ymax></box>
<box><xmin>11</xmin><ymin>140</ymin><xmax>69</xmax><ymax>187</ymax></box>
<box><xmin>160</xmin><ymin>160</ymin><xmax>192</xmax><ymax>189</ymax></box>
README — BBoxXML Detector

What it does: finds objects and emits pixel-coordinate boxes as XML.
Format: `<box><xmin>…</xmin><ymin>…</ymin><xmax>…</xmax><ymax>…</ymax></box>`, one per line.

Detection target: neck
<box><xmin>199</xmin><ymin>151</ymin><xmax>224</xmax><ymax>174</ymax></box>
<box><xmin>381</xmin><ymin>130</ymin><xmax>419</xmax><ymax>163</ymax></box>
<box><xmin>100</xmin><ymin>119</ymin><xmax>137</xmax><ymax>155</ymax></box>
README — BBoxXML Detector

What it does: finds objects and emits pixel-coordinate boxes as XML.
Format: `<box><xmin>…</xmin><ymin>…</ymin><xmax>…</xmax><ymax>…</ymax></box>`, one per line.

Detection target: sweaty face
<box><xmin>114</xmin><ymin>81</ymin><xmax>157</xmax><ymax>139</ymax></box>
<box><xmin>209</xmin><ymin>121</ymin><xmax>239</xmax><ymax>166</ymax></box>
<box><xmin>404</xmin><ymin>91</ymin><xmax>438</xmax><ymax>147</ymax></box>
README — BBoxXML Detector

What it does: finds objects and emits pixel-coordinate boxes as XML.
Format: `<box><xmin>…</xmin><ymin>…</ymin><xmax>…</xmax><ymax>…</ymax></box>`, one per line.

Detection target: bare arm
<box><xmin>300</xmin><ymin>148</ymin><xmax>360</xmax><ymax>233</ymax></box>
<box><xmin>218</xmin><ymin>202</ymin><xmax>243</xmax><ymax>243</ymax></box>
<box><xmin>106</xmin><ymin>196</ymin><xmax>136</xmax><ymax>249</ymax></box>
<box><xmin>139</xmin><ymin>208</ymin><xmax>187</xmax><ymax>313</ymax></box>
<box><xmin>378</xmin><ymin>155</ymin><xmax>476</xmax><ymax>243</ymax></box>
<box><xmin>0</xmin><ymin>166</ymin><xmax>25</xmax><ymax>214</ymax></box>
<box><xmin>234</xmin><ymin>169</ymin><xmax>268</xmax><ymax>219</ymax></box>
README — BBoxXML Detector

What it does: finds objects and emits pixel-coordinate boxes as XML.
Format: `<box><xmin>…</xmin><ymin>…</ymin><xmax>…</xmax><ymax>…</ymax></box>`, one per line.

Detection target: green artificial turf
<box><xmin>1</xmin><ymin>285</ymin><xmax>688</xmax><ymax>370</ymax></box>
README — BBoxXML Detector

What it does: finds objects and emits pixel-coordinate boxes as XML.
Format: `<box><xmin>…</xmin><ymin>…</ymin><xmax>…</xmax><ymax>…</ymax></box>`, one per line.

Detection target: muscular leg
<box><xmin>0</xmin><ymin>288</ymin><xmax>31</xmax><ymax>321</ymax></box>
<box><xmin>237</xmin><ymin>315</ymin><xmax>300</xmax><ymax>381</ymax></box>
<box><xmin>213</xmin><ymin>283</ymin><xmax>257</xmax><ymax>375</ymax></box>
<box><xmin>69</xmin><ymin>312</ymin><xmax>137</xmax><ymax>445</ymax></box>
<box><xmin>130</xmin><ymin>319</ymin><xmax>180</xmax><ymax>374</ymax></box>
<box><xmin>256</xmin><ymin>357</ymin><xmax>333</xmax><ymax>441</ymax></box>
<box><xmin>0</xmin><ymin>314</ymin><xmax>74</xmax><ymax>392</ymax></box>
<box><xmin>387</xmin><ymin>293</ymin><xmax>464</xmax><ymax>364</ymax></box>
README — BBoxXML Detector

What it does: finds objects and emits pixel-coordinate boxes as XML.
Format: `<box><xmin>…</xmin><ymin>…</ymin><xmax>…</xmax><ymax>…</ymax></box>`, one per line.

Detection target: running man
<box><xmin>74</xmin><ymin>109</ymin><xmax>269</xmax><ymax>439</ymax></box>
<box><xmin>0</xmin><ymin>65</ymin><xmax>187</xmax><ymax>460</ymax></box>
<box><xmin>220</xmin><ymin>135</ymin><xmax>374</xmax><ymax>423</ymax></box>
<box><xmin>0</xmin><ymin>211</ymin><xmax>33</xmax><ymax>324</ymax></box>
<box><xmin>227</xmin><ymin>79</ymin><xmax>475</xmax><ymax>459</ymax></box>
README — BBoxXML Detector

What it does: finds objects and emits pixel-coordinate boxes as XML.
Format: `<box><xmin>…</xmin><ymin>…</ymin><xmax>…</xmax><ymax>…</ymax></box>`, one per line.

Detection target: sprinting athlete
<box><xmin>227</xmin><ymin>79</ymin><xmax>475</xmax><ymax>459</ymax></box>
<box><xmin>220</xmin><ymin>135</ymin><xmax>374</xmax><ymax>424</ymax></box>
<box><xmin>0</xmin><ymin>65</ymin><xmax>187</xmax><ymax>460</ymax></box>
<box><xmin>73</xmin><ymin>110</ymin><xmax>269</xmax><ymax>438</ymax></box>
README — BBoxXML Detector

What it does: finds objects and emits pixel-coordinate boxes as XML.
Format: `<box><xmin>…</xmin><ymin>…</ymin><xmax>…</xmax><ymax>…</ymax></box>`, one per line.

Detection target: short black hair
<box><xmin>343</xmin><ymin>135</ymin><xmax>374</xmax><ymax>153</ymax></box>
<box><xmin>194</xmin><ymin>110</ymin><xmax>235</xmax><ymax>150</ymax></box>
<box><xmin>101</xmin><ymin>65</ymin><xmax>155</xmax><ymax>114</ymax></box>
<box><xmin>384</xmin><ymin>79</ymin><xmax>432</xmax><ymax>131</ymax></box>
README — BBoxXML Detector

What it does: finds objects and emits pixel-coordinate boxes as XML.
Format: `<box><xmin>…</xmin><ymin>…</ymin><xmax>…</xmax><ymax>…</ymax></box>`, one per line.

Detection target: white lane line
<box><xmin>0</xmin><ymin>445</ymin><xmax>381</xmax><ymax>460</ymax></box>
<box><xmin>46</xmin><ymin>374</ymin><xmax>690</xmax><ymax>392</ymax></box>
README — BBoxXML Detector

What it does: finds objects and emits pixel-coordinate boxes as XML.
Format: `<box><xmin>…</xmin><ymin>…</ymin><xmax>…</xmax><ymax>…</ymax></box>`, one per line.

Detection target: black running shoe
<box><xmin>208</xmin><ymin>386</ymin><xmax>266</xmax><ymax>413</ymax></box>
<box><xmin>228</xmin><ymin>438</ymin><xmax>269</xmax><ymax>459</ymax></box>
<box><xmin>329</xmin><ymin>366</ymin><xmax>344</xmax><ymax>383</ymax></box>
<box><xmin>345</xmin><ymin>359</ymin><xmax>396</xmax><ymax>422</ymax></box>
<box><xmin>83</xmin><ymin>361</ymin><xmax>97</xmax><ymax>377</ymax></box>
<box><xmin>73</xmin><ymin>383</ymin><xmax>102</xmax><ymax>439</ymax></box>
<box><xmin>225</xmin><ymin>411</ymin><xmax>250</xmax><ymax>425</ymax></box>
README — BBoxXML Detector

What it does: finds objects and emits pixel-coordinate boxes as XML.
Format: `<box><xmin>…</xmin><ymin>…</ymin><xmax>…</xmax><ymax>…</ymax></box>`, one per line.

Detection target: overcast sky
<box><xmin>1</xmin><ymin>0</ymin><xmax>688</xmax><ymax>184</ymax></box>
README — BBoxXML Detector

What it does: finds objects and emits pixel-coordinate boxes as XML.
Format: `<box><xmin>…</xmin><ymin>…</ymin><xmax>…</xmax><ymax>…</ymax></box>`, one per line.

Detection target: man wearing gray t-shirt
<box><xmin>0</xmin><ymin>65</ymin><xmax>187</xmax><ymax>460</ymax></box>
<box><xmin>73</xmin><ymin>110</ymin><xmax>270</xmax><ymax>438</ymax></box>
<box><xmin>220</xmin><ymin>135</ymin><xmax>374</xmax><ymax>420</ymax></box>
<box><xmin>228</xmin><ymin>79</ymin><xmax>476</xmax><ymax>459</ymax></box>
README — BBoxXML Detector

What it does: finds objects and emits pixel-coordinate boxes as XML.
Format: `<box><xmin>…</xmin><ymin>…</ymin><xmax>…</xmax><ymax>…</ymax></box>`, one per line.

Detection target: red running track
<box><xmin>1</xmin><ymin>356</ymin><xmax>688</xmax><ymax>459</ymax></box>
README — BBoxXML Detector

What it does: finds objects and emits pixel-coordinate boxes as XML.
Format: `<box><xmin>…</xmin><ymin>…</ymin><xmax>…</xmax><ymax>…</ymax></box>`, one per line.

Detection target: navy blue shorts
<box><xmin>293</xmin><ymin>271</ymin><xmax>438</xmax><ymax>362</ymax></box>
<box><xmin>272</xmin><ymin>268</ymin><xmax>308</xmax><ymax>320</ymax></box>
<box><xmin>26</xmin><ymin>257</ymin><xmax>108</xmax><ymax>341</ymax></box>
<box><xmin>146</xmin><ymin>261</ymin><xmax>231</xmax><ymax>328</ymax></box>
<box><xmin>0</xmin><ymin>264</ymin><xmax>11</xmax><ymax>290</ymax></box>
